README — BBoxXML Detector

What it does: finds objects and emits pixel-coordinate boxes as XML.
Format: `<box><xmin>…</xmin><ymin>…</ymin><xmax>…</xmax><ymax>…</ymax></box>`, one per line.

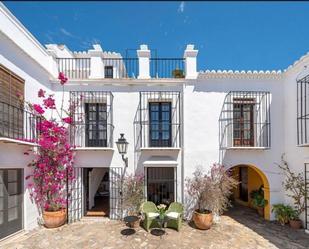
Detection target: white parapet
<box><xmin>137</xmin><ymin>44</ymin><xmax>151</xmax><ymax>79</ymax></box>
<box><xmin>89</xmin><ymin>44</ymin><xmax>104</xmax><ymax>79</ymax></box>
<box><xmin>184</xmin><ymin>44</ymin><xmax>198</xmax><ymax>79</ymax></box>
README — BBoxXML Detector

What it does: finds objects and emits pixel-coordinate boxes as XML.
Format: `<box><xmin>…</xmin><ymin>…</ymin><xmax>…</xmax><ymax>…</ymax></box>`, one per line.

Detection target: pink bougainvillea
<box><xmin>58</xmin><ymin>72</ymin><xmax>68</xmax><ymax>85</ymax></box>
<box><xmin>24</xmin><ymin>73</ymin><xmax>76</xmax><ymax>212</ymax></box>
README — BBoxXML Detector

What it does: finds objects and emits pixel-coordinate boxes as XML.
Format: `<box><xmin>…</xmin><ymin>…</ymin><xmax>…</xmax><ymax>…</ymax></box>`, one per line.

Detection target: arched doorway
<box><xmin>230</xmin><ymin>164</ymin><xmax>270</xmax><ymax>220</ymax></box>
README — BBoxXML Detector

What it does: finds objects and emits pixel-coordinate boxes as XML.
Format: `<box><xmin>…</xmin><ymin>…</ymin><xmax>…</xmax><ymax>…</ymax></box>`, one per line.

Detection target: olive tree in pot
<box><xmin>276</xmin><ymin>154</ymin><xmax>307</xmax><ymax>229</ymax></box>
<box><xmin>186</xmin><ymin>164</ymin><xmax>238</xmax><ymax>230</ymax></box>
<box><xmin>122</xmin><ymin>173</ymin><xmax>145</xmax><ymax>228</ymax></box>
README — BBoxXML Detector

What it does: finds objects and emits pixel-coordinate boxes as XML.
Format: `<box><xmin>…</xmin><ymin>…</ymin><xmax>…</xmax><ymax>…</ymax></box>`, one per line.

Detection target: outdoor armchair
<box><xmin>165</xmin><ymin>202</ymin><xmax>183</xmax><ymax>231</ymax></box>
<box><xmin>141</xmin><ymin>201</ymin><xmax>160</xmax><ymax>232</ymax></box>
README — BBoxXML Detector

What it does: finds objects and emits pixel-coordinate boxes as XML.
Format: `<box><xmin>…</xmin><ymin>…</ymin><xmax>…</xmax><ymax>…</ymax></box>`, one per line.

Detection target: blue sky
<box><xmin>4</xmin><ymin>1</ymin><xmax>309</xmax><ymax>71</ymax></box>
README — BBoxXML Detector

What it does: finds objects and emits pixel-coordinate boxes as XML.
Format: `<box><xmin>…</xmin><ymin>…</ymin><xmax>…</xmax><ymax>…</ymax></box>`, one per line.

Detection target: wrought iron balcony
<box><xmin>150</xmin><ymin>58</ymin><xmax>185</xmax><ymax>79</ymax></box>
<box><xmin>134</xmin><ymin>91</ymin><xmax>182</xmax><ymax>149</ymax></box>
<box><xmin>0</xmin><ymin>101</ymin><xmax>40</xmax><ymax>143</ymax></box>
<box><xmin>219</xmin><ymin>91</ymin><xmax>271</xmax><ymax>150</ymax></box>
<box><xmin>69</xmin><ymin>91</ymin><xmax>114</xmax><ymax>148</ymax></box>
<box><xmin>297</xmin><ymin>73</ymin><xmax>309</xmax><ymax>146</ymax></box>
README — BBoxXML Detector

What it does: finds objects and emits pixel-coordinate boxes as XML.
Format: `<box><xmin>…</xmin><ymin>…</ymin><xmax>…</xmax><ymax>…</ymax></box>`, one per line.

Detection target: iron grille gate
<box><xmin>67</xmin><ymin>167</ymin><xmax>123</xmax><ymax>223</ymax></box>
<box><xmin>67</xmin><ymin>167</ymin><xmax>84</xmax><ymax>224</ymax></box>
<box><xmin>305</xmin><ymin>163</ymin><xmax>309</xmax><ymax>230</ymax></box>
<box><xmin>109</xmin><ymin>167</ymin><xmax>123</xmax><ymax>220</ymax></box>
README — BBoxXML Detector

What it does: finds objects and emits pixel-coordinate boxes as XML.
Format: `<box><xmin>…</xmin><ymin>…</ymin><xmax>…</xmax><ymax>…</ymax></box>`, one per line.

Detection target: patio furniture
<box><xmin>165</xmin><ymin>202</ymin><xmax>183</xmax><ymax>231</ymax></box>
<box><xmin>141</xmin><ymin>201</ymin><xmax>160</xmax><ymax>232</ymax></box>
<box><xmin>154</xmin><ymin>215</ymin><xmax>170</xmax><ymax>239</ymax></box>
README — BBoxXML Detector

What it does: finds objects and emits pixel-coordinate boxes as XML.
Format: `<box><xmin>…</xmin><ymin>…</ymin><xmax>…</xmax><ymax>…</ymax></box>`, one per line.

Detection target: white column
<box><xmin>184</xmin><ymin>44</ymin><xmax>198</xmax><ymax>79</ymax></box>
<box><xmin>89</xmin><ymin>44</ymin><xmax>104</xmax><ymax>79</ymax></box>
<box><xmin>137</xmin><ymin>44</ymin><xmax>150</xmax><ymax>79</ymax></box>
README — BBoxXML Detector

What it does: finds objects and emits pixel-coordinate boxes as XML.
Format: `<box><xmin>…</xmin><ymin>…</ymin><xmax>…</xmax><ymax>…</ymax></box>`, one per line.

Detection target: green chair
<box><xmin>165</xmin><ymin>202</ymin><xmax>183</xmax><ymax>231</ymax></box>
<box><xmin>141</xmin><ymin>201</ymin><xmax>160</xmax><ymax>232</ymax></box>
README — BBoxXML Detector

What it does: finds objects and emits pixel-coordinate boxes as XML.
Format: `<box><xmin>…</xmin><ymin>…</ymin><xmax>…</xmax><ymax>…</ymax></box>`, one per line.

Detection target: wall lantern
<box><xmin>116</xmin><ymin>133</ymin><xmax>128</xmax><ymax>167</ymax></box>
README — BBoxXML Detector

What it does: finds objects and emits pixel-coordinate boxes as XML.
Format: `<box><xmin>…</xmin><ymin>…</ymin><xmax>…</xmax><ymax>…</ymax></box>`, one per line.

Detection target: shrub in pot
<box><xmin>250</xmin><ymin>186</ymin><xmax>268</xmax><ymax>217</ymax></box>
<box><xmin>122</xmin><ymin>173</ymin><xmax>145</xmax><ymax>228</ymax></box>
<box><xmin>272</xmin><ymin>204</ymin><xmax>293</xmax><ymax>226</ymax></box>
<box><xmin>23</xmin><ymin>73</ymin><xmax>76</xmax><ymax>228</ymax></box>
<box><xmin>186</xmin><ymin>164</ymin><xmax>238</xmax><ymax>230</ymax></box>
<box><xmin>276</xmin><ymin>154</ymin><xmax>307</xmax><ymax>229</ymax></box>
<box><xmin>172</xmin><ymin>69</ymin><xmax>185</xmax><ymax>78</ymax></box>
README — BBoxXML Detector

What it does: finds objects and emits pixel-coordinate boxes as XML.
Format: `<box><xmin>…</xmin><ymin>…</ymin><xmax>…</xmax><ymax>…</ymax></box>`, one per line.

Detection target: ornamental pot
<box><xmin>43</xmin><ymin>209</ymin><xmax>67</xmax><ymax>228</ymax></box>
<box><xmin>289</xmin><ymin>219</ymin><xmax>302</xmax><ymax>229</ymax></box>
<box><xmin>257</xmin><ymin>207</ymin><xmax>264</xmax><ymax>217</ymax></box>
<box><xmin>192</xmin><ymin>210</ymin><xmax>213</xmax><ymax>230</ymax></box>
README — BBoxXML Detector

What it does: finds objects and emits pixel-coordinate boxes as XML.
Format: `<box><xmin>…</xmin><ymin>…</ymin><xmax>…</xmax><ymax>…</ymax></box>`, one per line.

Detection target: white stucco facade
<box><xmin>0</xmin><ymin>3</ymin><xmax>309</xmax><ymax>236</ymax></box>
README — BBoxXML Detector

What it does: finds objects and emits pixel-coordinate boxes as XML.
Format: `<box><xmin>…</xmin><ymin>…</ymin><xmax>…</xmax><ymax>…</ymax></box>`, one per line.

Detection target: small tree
<box><xmin>122</xmin><ymin>173</ymin><xmax>145</xmax><ymax>216</ymax></box>
<box><xmin>186</xmin><ymin>164</ymin><xmax>238</xmax><ymax>217</ymax></box>
<box><xmin>276</xmin><ymin>154</ymin><xmax>307</xmax><ymax>219</ymax></box>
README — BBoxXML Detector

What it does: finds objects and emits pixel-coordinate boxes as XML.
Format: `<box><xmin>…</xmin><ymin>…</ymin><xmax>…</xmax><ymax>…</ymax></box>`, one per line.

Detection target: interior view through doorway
<box><xmin>83</xmin><ymin>168</ymin><xmax>109</xmax><ymax>217</ymax></box>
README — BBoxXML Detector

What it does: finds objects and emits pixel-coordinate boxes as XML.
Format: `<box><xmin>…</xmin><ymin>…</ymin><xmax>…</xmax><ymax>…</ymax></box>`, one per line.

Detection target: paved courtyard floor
<box><xmin>1</xmin><ymin>205</ymin><xmax>308</xmax><ymax>249</ymax></box>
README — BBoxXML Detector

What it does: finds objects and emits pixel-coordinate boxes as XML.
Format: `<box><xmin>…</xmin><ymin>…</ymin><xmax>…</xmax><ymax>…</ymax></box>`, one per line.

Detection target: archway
<box><xmin>229</xmin><ymin>164</ymin><xmax>270</xmax><ymax>220</ymax></box>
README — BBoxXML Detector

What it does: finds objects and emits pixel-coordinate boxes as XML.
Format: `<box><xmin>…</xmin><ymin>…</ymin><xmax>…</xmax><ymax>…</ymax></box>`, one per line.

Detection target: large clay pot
<box><xmin>192</xmin><ymin>210</ymin><xmax>213</xmax><ymax>230</ymax></box>
<box><xmin>257</xmin><ymin>207</ymin><xmax>264</xmax><ymax>217</ymax></box>
<box><xmin>43</xmin><ymin>209</ymin><xmax>67</xmax><ymax>228</ymax></box>
<box><xmin>289</xmin><ymin>219</ymin><xmax>302</xmax><ymax>229</ymax></box>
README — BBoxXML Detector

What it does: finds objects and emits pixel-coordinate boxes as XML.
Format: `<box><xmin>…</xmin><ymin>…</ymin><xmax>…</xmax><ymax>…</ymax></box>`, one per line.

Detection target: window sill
<box><xmin>0</xmin><ymin>137</ymin><xmax>37</xmax><ymax>146</ymax></box>
<box><xmin>140</xmin><ymin>147</ymin><xmax>181</xmax><ymax>151</ymax></box>
<box><xmin>73</xmin><ymin>147</ymin><xmax>114</xmax><ymax>151</ymax></box>
<box><xmin>225</xmin><ymin>146</ymin><xmax>270</xmax><ymax>150</ymax></box>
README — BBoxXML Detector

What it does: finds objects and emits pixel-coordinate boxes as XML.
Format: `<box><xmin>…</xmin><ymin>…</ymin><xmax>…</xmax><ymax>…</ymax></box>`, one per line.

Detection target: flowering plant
<box><xmin>24</xmin><ymin>73</ymin><xmax>75</xmax><ymax>212</ymax></box>
<box><xmin>122</xmin><ymin>173</ymin><xmax>145</xmax><ymax>215</ymax></box>
<box><xmin>157</xmin><ymin>204</ymin><xmax>167</xmax><ymax>218</ymax></box>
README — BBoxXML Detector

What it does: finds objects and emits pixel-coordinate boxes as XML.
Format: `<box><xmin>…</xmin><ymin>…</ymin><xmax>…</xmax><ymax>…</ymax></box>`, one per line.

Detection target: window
<box><xmin>149</xmin><ymin>102</ymin><xmax>171</xmax><ymax>147</ymax></box>
<box><xmin>85</xmin><ymin>103</ymin><xmax>107</xmax><ymax>147</ymax></box>
<box><xmin>0</xmin><ymin>169</ymin><xmax>23</xmax><ymax>240</ymax></box>
<box><xmin>104</xmin><ymin>66</ymin><xmax>113</xmax><ymax>78</ymax></box>
<box><xmin>146</xmin><ymin>167</ymin><xmax>175</xmax><ymax>205</ymax></box>
<box><xmin>233</xmin><ymin>98</ymin><xmax>254</xmax><ymax>147</ymax></box>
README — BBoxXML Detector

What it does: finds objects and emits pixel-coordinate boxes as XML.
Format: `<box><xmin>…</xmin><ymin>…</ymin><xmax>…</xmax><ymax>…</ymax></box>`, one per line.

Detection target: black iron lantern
<box><xmin>116</xmin><ymin>133</ymin><xmax>129</xmax><ymax>167</ymax></box>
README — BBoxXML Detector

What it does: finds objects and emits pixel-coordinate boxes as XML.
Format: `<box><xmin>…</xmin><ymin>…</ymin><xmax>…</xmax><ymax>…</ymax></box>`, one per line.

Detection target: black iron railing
<box><xmin>134</xmin><ymin>91</ymin><xmax>182</xmax><ymax>149</ymax></box>
<box><xmin>69</xmin><ymin>91</ymin><xmax>114</xmax><ymax>148</ymax></box>
<box><xmin>101</xmin><ymin>58</ymin><xmax>138</xmax><ymax>79</ymax></box>
<box><xmin>219</xmin><ymin>91</ymin><xmax>271</xmax><ymax>150</ymax></box>
<box><xmin>297</xmin><ymin>74</ymin><xmax>309</xmax><ymax>145</ymax></box>
<box><xmin>150</xmin><ymin>58</ymin><xmax>185</xmax><ymax>79</ymax></box>
<box><xmin>0</xmin><ymin>101</ymin><xmax>39</xmax><ymax>143</ymax></box>
<box><xmin>56</xmin><ymin>58</ymin><xmax>91</xmax><ymax>79</ymax></box>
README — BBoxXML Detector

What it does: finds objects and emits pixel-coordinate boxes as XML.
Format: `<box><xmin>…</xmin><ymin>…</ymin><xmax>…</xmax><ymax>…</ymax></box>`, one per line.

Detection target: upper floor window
<box><xmin>149</xmin><ymin>102</ymin><xmax>172</xmax><ymax>147</ymax></box>
<box><xmin>233</xmin><ymin>98</ymin><xmax>255</xmax><ymax>147</ymax></box>
<box><xmin>297</xmin><ymin>74</ymin><xmax>309</xmax><ymax>145</ymax></box>
<box><xmin>104</xmin><ymin>66</ymin><xmax>113</xmax><ymax>78</ymax></box>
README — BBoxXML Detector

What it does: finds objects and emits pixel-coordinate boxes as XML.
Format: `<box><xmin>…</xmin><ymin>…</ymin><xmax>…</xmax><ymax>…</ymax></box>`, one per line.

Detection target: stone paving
<box><xmin>1</xmin><ymin>205</ymin><xmax>308</xmax><ymax>249</ymax></box>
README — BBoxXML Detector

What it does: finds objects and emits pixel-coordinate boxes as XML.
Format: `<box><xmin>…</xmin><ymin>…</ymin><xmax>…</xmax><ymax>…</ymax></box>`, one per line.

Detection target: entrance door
<box><xmin>146</xmin><ymin>167</ymin><xmax>175</xmax><ymax>205</ymax></box>
<box><xmin>0</xmin><ymin>169</ymin><xmax>23</xmax><ymax>239</ymax></box>
<box><xmin>239</xmin><ymin>167</ymin><xmax>248</xmax><ymax>202</ymax></box>
<box><xmin>109</xmin><ymin>167</ymin><xmax>123</xmax><ymax>220</ymax></box>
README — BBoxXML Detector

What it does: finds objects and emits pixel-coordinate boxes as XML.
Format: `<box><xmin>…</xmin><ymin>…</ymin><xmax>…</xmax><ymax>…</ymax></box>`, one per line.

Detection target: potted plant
<box><xmin>23</xmin><ymin>73</ymin><xmax>76</xmax><ymax>228</ymax></box>
<box><xmin>276</xmin><ymin>154</ymin><xmax>306</xmax><ymax>229</ymax></box>
<box><xmin>157</xmin><ymin>204</ymin><xmax>167</xmax><ymax>219</ymax></box>
<box><xmin>250</xmin><ymin>186</ymin><xmax>268</xmax><ymax>217</ymax></box>
<box><xmin>186</xmin><ymin>164</ymin><xmax>238</xmax><ymax>230</ymax></box>
<box><xmin>172</xmin><ymin>68</ymin><xmax>185</xmax><ymax>78</ymax></box>
<box><xmin>272</xmin><ymin>204</ymin><xmax>293</xmax><ymax>226</ymax></box>
<box><xmin>122</xmin><ymin>173</ymin><xmax>144</xmax><ymax>228</ymax></box>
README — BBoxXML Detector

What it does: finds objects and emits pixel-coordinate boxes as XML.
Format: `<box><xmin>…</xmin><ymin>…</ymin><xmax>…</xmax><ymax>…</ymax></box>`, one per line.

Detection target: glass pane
<box><xmin>150</xmin><ymin>104</ymin><xmax>159</xmax><ymax>111</ymax></box>
<box><xmin>0</xmin><ymin>211</ymin><xmax>3</xmax><ymax>225</ymax></box>
<box><xmin>8</xmin><ymin>195</ymin><xmax>18</xmax><ymax>208</ymax></box>
<box><xmin>0</xmin><ymin>183</ymin><xmax>4</xmax><ymax>197</ymax></box>
<box><xmin>161</xmin><ymin>103</ymin><xmax>170</xmax><ymax>111</ymax></box>
<box><xmin>8</xmin><ymin>207</ymin><xmax>18</xmax><ymax>221</ymax></box>
<box><xmin>8</xmin><ymin>170</ymin><xmax>17</xmax><ymax>182</ymax></box>
<box><xmin>151</xmin><ymin>131</ymin><xmax>159</xmax><ymax>140</ymax></box>
<box><xmin>8</xmin><ymin>183</ymin><xmax>17</xmax><ymax>195</ymax></box>
<box><xmin>0</xmin><ymin>197</ymin><xmax>3</xmax><ymax>210</ymax></box>
<box><xmin>151</xmin><ymin>124</ymin><xmax>159</xmax><ymax>131</ymax></box>
<box><xmin>162</xmin><ymin>112</ymin><xmax>170</xmax><ymax>121</ymax></box>
<box><xmin>162</xmin><ymin>131</ymin><xmax>170</xmax><ymax>140</ymax></box>
<box><xmin>150</xmin><ymin>112</ymin><xmax>159</xmax><ymax>121</ymax></box>
<box><xmin>0</xmin><ymin>170</ymin><xmax>3</xmax><ymax>184</ymax></box>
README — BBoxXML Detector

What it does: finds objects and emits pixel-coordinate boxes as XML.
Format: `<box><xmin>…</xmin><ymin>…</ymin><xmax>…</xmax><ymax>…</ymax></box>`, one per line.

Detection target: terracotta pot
<box><xmin>289</xmin><ymin>219</ymin><xmax>302</xmax><ymax>229</ymax></box>
<box><xmin>257</xmin><ymin>207</ymin><xmax>264</xmax><ymax>217</ymax></box>
<box><xmin>192</xmin><ymin>210</ymin><xmax>213</xmax><ymax>230</ymax></box>
<box><xmin>43</xmin><ymin>209</ymin><xmax>67</xmax><ymax>228</ymax></box>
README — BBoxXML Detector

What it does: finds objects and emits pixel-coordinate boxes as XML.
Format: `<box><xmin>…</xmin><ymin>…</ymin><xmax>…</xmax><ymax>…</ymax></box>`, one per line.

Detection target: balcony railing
<box><xmin>56</xmin><ymin>57</ymin><xmax>186</xmax><ymax>79</ymax></box>
<box><xmin>0</xmin><ymin>101</ymin><xmax>39</xmax><ymax>143</ymax></box>
<box><xmin>134</xmin><ymin>91</ymin><xmax>182</xmax><ymax>149</ymax></box>
<box><xmin>56</xmin><ymin>58</ymin><xmax>91</xmax><ymax>79</ymax></box>
<box><xmin>150</xmin><ymin>58</ymin><xmax>185</xmax><ymax>79</ymax></box>
<box><xmin>219</xmin><ymin>91</ymin><xmax>271</xmax><ymax>150</ymax></box>
<box><xmin>69</xmin><ymin>91</ymin><xmax>114</xmax><ymax>148</ymax></box>
<box><xmin>297</xmin><ymin>73</ymin><xmax>309</xmax><ymax>146</ymax></box>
